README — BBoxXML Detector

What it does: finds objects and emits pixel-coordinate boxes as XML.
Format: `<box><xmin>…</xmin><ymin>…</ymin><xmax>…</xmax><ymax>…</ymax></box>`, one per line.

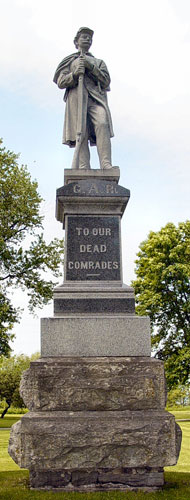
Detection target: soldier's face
<box><xmin>77</xmin><ymin>33</ymin><xmax>92</xmax><ymax>51</ymax></box>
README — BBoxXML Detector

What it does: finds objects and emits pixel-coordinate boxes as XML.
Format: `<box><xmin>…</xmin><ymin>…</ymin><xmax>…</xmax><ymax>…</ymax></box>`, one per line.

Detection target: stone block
<box><xmin>53</xmin><ymin>283</ymin><xmax>135</xmax><ymax>314</ymax></box>
<box><xmin>54</xmin><ymin>296</ymin><xmax>135</xmax><ymax>313</ymax></box>
<box><xmin>20</xmin><ymin>357</ymin><xmax>167</xmax><ymax>411</ymax></box>
<box><xmin>97</xmin><ymin>467</ymin><xmax>164</xmax><ymax>487</ymax></box>
<box><xmin>30</xmin><ymin>470</ymin><xmax>71</xmax><ymax>488</ymax></box>
<box><xmin>41</xmin><ymin>315</ymin><xmax>151</xmax><ymax>356</ymax></box>
<box><xmin>9</xmin><ymin>410</ymin><xmax>181</xmax><ymax>472</ymax></box>
<box><xmin>64</xmin><ymin>167</ymin><xmax>120</xmax><ymax>185</ymax></box>
<box><xmin>29</xmin><ymin>467</ymin><xmax>164</xmax><ymax>490</ymax></box>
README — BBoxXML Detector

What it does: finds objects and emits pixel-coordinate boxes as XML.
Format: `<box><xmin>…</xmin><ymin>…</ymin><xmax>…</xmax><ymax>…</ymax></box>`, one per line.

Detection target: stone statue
<box><xmin>53</xmin><ymin>27</ymin><xmax>114</xmax><ymax>170</ymax></box>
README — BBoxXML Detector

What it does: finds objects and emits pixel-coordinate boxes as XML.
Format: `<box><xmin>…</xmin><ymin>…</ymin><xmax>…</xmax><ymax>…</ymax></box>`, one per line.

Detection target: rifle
<box><xmin>71</xmin><ymin>49</ymin><xmax>85</xmax><ymax>169</ymax></box>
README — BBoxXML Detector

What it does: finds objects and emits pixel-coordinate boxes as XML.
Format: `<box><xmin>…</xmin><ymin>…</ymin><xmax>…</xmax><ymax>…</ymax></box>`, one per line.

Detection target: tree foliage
<box><xmin>0</xmin><ymin>139</ymin><xmax>64</xmax><ymax>355</ymax></box>
<box><xmin>166</xmin><ymin>384</ymin><xmax>190</xmax><ymax>408</ymax></box>
<box><xmin>132</xmin><ymin>221</ymin><xmax>190</xmax><ymax>388</ymax></box>
<box><xmin>0</xmin><ymin>353</ymin><xmax>39</xmax><ymax>417</ymax></box>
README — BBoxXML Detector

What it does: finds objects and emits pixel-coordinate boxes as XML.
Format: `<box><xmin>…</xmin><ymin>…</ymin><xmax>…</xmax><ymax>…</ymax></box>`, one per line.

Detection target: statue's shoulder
<box><xmin>53</xmin><ymin>53</ymin><xmax>78</xmax><ymax>83</ymax></box>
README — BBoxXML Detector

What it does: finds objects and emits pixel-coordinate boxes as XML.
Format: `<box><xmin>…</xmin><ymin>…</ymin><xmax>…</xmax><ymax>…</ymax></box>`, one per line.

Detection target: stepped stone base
<box><xmin>9</xmin><ymin>410</ymin><xmax>181</xmax><ymax>489</ymax></box>
<box><xmin>9</xmin><ymin>356</ymin><xmax>182</xmax><ymax>490</ymax></box>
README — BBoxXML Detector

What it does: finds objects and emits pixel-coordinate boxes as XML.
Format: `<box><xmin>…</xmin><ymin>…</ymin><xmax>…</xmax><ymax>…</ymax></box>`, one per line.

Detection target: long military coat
<box><xmin>53</xmin><ymin>52</ymin><xmax>114</xmax><ymax>147</ymax></box>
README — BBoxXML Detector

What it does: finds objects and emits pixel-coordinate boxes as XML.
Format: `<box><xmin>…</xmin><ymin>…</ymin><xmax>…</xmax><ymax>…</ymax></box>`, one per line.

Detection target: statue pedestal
<box><xmin>9</xmin><ymin>168</ymin><xmax>181</xmax><ymax>490</ymax></box>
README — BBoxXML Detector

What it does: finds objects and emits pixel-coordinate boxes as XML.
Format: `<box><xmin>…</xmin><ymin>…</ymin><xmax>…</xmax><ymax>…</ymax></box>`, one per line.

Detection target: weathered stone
<box><xmin>20</xmin><ymin>357</ymin><xmax>167</xmax><ymax>411</ymax></box>
<box><xmin>64</xmin><ymin>168</ymin><xmax>120</xmax><ymax>185</ymax></box>
<box><xmin>30</xmin><ymin>470</ymin><xmax>71</xmax><ymax>488</ymax></box>
<box><xmin>8</xmin><ymin>420</ymin><xmax>22</xmax><ymax>467</ymax></box>
<box><xmin>41</xmin><ymin>316</ymin><xmax>151</xmax><ymax>356</ymax></box>
<box><xmin>9</xmin><ymin>410</ymin><xmax>181</xmax><ymax>471</ymax></box>
<box><xmin>97</xmin><ymin>467</ymin><xmax>164</xmax><ymax>487</ymax></box>
<box><xmin>28</xmin><ymin>466</ymin><xmax>165</xmax><ymax>490</ymax></box>
<box><xmin>57</xmin><ymin>179</ymin><xmax>129</xmax><ymax>198</ymax></box>
<box><xmin>72</xmin><ymin>470</ymin><xmax>98</xmax><ymax>486</ymax></box>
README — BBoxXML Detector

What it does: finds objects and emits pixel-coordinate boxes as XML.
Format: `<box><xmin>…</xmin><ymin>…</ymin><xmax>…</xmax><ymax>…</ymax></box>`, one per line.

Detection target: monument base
<box><xmin>29</xmin><ymin>467</ymin><xmax>164</xmax><ymax>491</ymax></box>
<box><xmin>8</xmin><ymin>167</ymin><xmax>182</xmax><ymax>490</ymax></box>
<box><xmin>9</xmin><ymin>357</ymin><xmax>181</xmax><ymax>490</ymax></box>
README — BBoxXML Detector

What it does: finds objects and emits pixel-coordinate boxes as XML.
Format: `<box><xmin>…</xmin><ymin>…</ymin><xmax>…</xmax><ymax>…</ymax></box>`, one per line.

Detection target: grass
<box><xmin>165</xmin><ymin>422</ymin><xmax>190</xmax><ymax>473</ymax></box>
<box><xmin>0</xmin><ymin>470</ymin><xmax>190</xmax><ymax>500</ymax></box>
<box><xmin>0</xmin><ymin>414</ymin><xmax>23</xmax><ymax>428</ymax></box>
<box><xmin>167</xmin><ymin>406</ymin><xmax>190</xmax><ymax>421</ymax></box>
<box><xmin>0</xmin><ymin>421</ymin><xmax>190</xmax><ymax>499</ymax></box>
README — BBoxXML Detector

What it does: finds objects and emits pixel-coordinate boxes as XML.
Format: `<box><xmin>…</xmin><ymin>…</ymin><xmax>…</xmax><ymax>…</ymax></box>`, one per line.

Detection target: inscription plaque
<box><xmin>66</xmin><ymin>216</ymin><xmax>121</xmax><ymax>281</ymax></box>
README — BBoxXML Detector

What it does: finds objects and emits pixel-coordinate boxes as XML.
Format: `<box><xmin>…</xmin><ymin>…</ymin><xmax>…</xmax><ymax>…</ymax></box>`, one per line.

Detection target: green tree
<box><xmin>166</xmin><ymin>384</ymin><xmax>190</xmax><ymax>408</ymax></box>
<box><xmin>0</xmin><ymin>353</ymin><xmax>39</xmax><ymax>418</ymax></box>
<box><xmin>0</xmin><ymin>139</ymin><xmax>64</xmax><ymax>355</ymax></box>
<box><xmin>132</xmin><ymin>221</ymin><xmax>190</xmax><ymax>389</ymax></box>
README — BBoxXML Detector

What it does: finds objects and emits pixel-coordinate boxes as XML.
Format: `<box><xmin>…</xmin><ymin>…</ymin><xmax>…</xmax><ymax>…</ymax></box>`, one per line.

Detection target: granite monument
<box><xmin>9</xmin><ymin>28</ymin><xmax>181</xmax><ymax>491</ymax></box>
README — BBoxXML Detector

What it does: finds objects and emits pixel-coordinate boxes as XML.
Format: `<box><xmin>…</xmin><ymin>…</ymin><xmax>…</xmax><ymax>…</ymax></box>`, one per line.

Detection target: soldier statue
<box><xmin>53</xmin><ymin>27</ymin><xmax>114</xmax><ymax>170</ymax></box>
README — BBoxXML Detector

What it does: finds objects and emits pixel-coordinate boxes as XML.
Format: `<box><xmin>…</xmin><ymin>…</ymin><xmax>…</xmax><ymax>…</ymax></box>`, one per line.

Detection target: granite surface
<box><xmin>65</xmin><ymin>215</ymin><xmax>121</xmax><ymax>281</ymax></box>
<box><xmin>53</xmin><ymin>283</ymin><xmax>135</xmax><ymax>314</ymax></box>
<box><xmin>41</xmin><ymin>315</ymin><xmax>151</xmax><ymax>356</ymax></box>
<box><xmin>54</xmin><ymin>297</ymin><xmax>135</xmax><ymax>313</ymax></box>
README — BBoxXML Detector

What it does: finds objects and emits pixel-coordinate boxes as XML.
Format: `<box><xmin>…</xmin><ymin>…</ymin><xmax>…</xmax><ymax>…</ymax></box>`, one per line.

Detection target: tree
<box><xmin>0</xmin><ymin>139</ymin><xmax>64</xmax><ymax>355</ymax></box>
<box><xmin>0</xmin><ymin>353</ymin><xmax>39</xmax><ymax>417</ymax></box>
<box><xmin>132</xmin><ymin>221</ymin><xmax>190</xmax><ymax>389</ymax></box>
<box><xmin>166</xmin><ymin>384</ymin><xmax>190</xmax><ymax>408</ymax></box>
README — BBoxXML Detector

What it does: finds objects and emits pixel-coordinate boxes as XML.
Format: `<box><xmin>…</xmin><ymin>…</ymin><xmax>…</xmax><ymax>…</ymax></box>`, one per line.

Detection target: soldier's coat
<box><xmin>53</xmin><ymin>52</ymin><xmax>114</xmax><ymax>146</ymax></box>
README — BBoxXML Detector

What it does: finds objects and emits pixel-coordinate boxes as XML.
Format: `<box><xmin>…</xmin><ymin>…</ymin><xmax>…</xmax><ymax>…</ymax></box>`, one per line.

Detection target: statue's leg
<box><xmin>88</xmin><ymin>100</ymin><xmax>112</xmax><ymax>169</ymax></box>
<box><xmin>78</xmin><ymin>129</ymin><xmax>91</xmax><ymax>169</ymax></box>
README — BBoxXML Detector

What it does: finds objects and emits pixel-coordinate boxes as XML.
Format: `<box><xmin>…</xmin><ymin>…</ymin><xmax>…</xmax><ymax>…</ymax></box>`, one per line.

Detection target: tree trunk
<box><xmin>1</xmin><ymin>399</ymin><xmax>11</xmax><ymax>418</ymax></box>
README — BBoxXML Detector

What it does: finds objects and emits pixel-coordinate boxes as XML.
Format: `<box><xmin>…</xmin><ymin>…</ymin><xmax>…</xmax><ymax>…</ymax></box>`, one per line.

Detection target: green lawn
<box><xmin>165</xmin><ymin>422</ymin><xmax>190</xmax><ymax>473</ymax></box>
<box><xmin>168</xmin><ymin>407</ymin><xmax>190</xmax><ymax>421</ymax></box>
<box><xmin>0</xmin><ymin>421</ymin><xmax>190</xmax><ymax>499</ymax></box>
<box><xmin>0</xmin><ymin>471</ymin><xmax>190</xmax><ymax>500</ymax></box>
<box><xmin>0</xmin><ymin>414</ymin><xmax>23</xmax><ymax>428</ymax></box>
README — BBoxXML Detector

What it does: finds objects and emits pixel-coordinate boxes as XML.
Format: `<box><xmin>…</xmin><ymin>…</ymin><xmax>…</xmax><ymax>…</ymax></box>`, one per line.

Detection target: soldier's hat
<box><xmin>74</xmin><ymin>27</ymin><xmax>94</xmax><ymax>47</ymax></box>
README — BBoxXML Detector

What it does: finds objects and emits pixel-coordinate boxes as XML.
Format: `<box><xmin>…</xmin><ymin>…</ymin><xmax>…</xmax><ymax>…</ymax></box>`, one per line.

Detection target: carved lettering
<box><xmin>68</xmin><ymin>261</ymin><xmax>119</xmax><ymax>271</ymax></box>
<box><xmin>67</xmin><ymin>215</ymin><xmax>120</xmax><ymax>280</ymax></box>
<box><xmin>95</xmin><ymin>261</ymin><xmax>101</xmax><ymax>269</ymax></box>
<box><xmin>113</xmin><ymin>261</ymin><xmax>119</xmax><ymax>269</ymax></box>
<box><xmin>88</xmin><ymin>183</ymin><xmax>98</xmax><ymax>194</ymax></box>
<box><xmin>80</xmin><ymin>244</ymin><xmax>107</xmax><ymax>253</ymax></box>
<box><xmin>106</xmin><ymin>184</ymin><xmax>118</xmax><ymax>194</ymax></box>
<box><xmin>73</xmin><ymin>184</ymin><xmax>81</xmax><ymax>193</ymax></box>
<box><xmin>81</xmin><ymin>262</ymin><xmax>88</xmax><ymax>269</ymax></box>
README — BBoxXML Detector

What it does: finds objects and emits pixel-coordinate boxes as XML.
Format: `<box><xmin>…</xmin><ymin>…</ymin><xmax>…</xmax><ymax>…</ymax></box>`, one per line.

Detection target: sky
<box><xmin>0</xmin><ymin>0</ymin><xmax>190</xmax><ymax>355</ymax></box>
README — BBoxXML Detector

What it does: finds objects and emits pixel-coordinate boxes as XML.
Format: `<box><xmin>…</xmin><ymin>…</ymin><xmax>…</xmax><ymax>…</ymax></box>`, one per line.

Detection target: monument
<box><xmin>9</xmin><ymin>28</ymin><xmax>181</xmax><ymax>491</ymax></box>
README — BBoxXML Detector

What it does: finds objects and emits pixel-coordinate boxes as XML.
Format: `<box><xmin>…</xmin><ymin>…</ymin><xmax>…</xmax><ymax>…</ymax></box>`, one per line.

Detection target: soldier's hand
<box><xmin>73</xmin><ymin>57</ymin><xmax>85</xmax><ymax>79</ymax></box>
<box><xmin>83</xmin><ymin>55</ymin><xmax>94</xmax><ymax>71</ymax></box>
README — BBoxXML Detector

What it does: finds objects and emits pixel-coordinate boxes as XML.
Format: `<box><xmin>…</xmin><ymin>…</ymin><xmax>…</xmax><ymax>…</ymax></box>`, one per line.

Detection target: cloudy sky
<box><xmin>1</xmin><ymin>0</ymin><xmax>190</xmax><ymax>355</ymax></box>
